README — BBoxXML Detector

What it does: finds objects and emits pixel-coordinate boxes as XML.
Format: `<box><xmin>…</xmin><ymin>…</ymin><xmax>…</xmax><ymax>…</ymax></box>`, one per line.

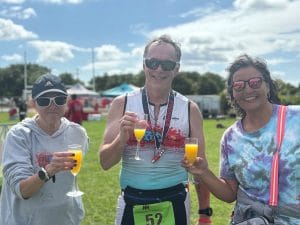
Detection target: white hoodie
<box><xmin>0</xmin><ymin>116</ymin><xmax>89</xmax><ymax>225</ymax></box>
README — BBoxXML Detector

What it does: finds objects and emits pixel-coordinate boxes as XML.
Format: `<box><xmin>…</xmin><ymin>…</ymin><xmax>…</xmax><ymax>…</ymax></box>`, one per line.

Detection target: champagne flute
<box><xmin>184</xmin><ymin>137</ymin><xmax>198</xmax><ymax>184</ymax></box>
<box><xmin>66</xmin><ymin>144</ymin><xmax>84</xmax><ymax>197</ymax></box>
<box><xmin>133</xmin><ymin>114</ymin><xmax>148</xmax><ymax>160</ymax></box>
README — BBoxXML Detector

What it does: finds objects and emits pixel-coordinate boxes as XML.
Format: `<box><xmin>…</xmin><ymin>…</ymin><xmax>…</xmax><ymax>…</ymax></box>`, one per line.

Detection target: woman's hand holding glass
<box><xmin>181</xmin><ymin>140</ymin><xmax>209</xmax><ymax>180</ymax></box>
<box><xmin>42</xmin><ymin>151</ymin><xmax>76</xmax><ymax>177</ymax></box>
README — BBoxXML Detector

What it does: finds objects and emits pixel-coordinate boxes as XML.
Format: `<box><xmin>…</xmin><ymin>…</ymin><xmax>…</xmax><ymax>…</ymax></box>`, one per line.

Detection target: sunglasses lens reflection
<box><xmin>232</xmin><ymin>77</ymin><xmax>263</xmax><ymax>92</ymax></box>
<box><xmin>161</xmin><ymin>60</ymin><xmax>176</xmax><ymax>71</ymax></box>
<box><xmin>55</xmin><ymin>96</ymin><xmax>67</xmax><ymax>105</ymax></box>
<box><xmin>249</xmin><ymin>78</ymin><xmax>262</xmax><ymax>89</ymax></box>
<box><xmin>37</xmin><ymin>98</ymin><xmax>50</xmax><ymax>107</ymax></box>
<box><xmin>233</xmin><ymin>81</ymin><xmax>245</xmax><ymax>91</ymax></box>
<box><xmin>145</xmin><ymin>58</ymin><xmax>177</xmax><ymax>71</ymax></box>
<box><xmin>145</xmin><ymin>59</ymin><xmax>160</xmax><ymax>70</ymax></box>
<box><xmin>37</xmin><ymin>96</ymin><xmax>67</xmax><ymax>107</ymax></box>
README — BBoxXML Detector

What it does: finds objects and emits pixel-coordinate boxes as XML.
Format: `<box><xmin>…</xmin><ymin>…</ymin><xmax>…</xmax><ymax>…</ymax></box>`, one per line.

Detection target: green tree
<box><xmin>197</xmin><ymin>76</ymin><xmax>219</xmax><ymax>94</ymax></box>
<box><xmin>0</xmin><ymin>64</ymin><xmax>49</xmax><ymax>97</ymax></box>
<box><xmin>59</xmin><ymin>72</ymin><xmax>77</xmax><ymax>85</ymax></box>
<box><xmin>202</xmin><ymin>72</ymin><xmax>225</xmax><ymax>93</ymax></box>
<box><xmin>173</xmin><ymin>73</ymin><xmax>194</xmax><ymax>95</ymax></box>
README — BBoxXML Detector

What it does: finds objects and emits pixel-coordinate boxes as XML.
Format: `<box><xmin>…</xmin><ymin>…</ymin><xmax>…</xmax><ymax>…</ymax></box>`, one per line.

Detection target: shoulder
<box><xmin>286</xmin><ymin>104</ymin><xmax>300</xmax><ymax>114</ymax></box>
<box><xmin>110</xmin><ymin>95</ymin><xmax>126</xmax><ymax>110</ymax></box>
<box><xmin>127</xmin><ymin>89</ymin><xmax>142</xmax><ymax>98</ymax></box>
<box><xmin>221</xmin><ymin>121</ymin><xmax>240</xmax><ymax>142</ymax></box>
<box><xmin>4</xmin><ymin>119</ymin><xmax>34</xmax><ymax>144</ymax></box>
<box><xmin>173</xmin><ymin>91</ymin><xmax>189</xmax><ymax>102</ymax></box>
<box><xmin>62</xmin><ymin>118</ymin><xmax>87</xmax><ymax>135</ymax></box>
<box><xmin>107</xmin><ymin>95</ymin><xmax>127</xmax><ymax>121</ymax></box>
<box><xmin>9</xmin><ymin>118</ymin><xmax>34</xmax><ymax>134</ymax></box>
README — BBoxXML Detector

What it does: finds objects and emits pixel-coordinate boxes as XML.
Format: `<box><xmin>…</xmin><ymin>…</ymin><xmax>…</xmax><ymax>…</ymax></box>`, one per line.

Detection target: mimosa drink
<box><xmin>66</xmin><ymin>144</ymin><xmax>84</xmax><ymax>197</ymax></box>
<box><xmin>133</xmin><ymin>113</ymin><xmax>148</xmax><ymax>160</ymax></box>
<box><xmin>185</xmin><ymin>143</ymin><xmax>198</xmax><ymax>164</ymax></box>
<box><xmin>134</xmin><ymin>128</ymin><xmax>146</xmax><ymax>142</ymax></box>
<box><xmin>184</xmin><ymin>137</ymin><xmax>198</xmax><ymax>184</ymax></box>
<box><xmin>70</xmin><ymin>150</ymin><xmax>82</xmax><ymax>175</ymax></box>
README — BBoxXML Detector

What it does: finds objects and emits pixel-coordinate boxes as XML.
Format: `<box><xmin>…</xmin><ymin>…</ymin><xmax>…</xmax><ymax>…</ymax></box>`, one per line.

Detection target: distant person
<box><xmin>8</xmin><ymin>98</ymin><xmax>17</xmax><ymax>120</ymax></box>
<box><xmin>93</xmin><ymin>101</ymin><xmax>100</xmax><ymax>113</ymax></box>
<box><xmin>18</xmin><ymin>99</ymin><xmax>27</xmax><ymax>121</ymax></box>
<box><xmin>0</xmin><ymin>73</ymin><xmax>89</xmax><ymax>225</ymax></box>
<box><xmin>67</xmin><ymin>94</ymin><xmax>84</xmax><ymax>125</ymax></box>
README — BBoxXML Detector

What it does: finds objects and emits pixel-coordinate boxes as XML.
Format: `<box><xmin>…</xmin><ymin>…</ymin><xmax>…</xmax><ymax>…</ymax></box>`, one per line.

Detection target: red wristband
<box><xmin>198</xmin><ymin>217</ymin><xmax>212</xmax><ymax>224</ymax></box>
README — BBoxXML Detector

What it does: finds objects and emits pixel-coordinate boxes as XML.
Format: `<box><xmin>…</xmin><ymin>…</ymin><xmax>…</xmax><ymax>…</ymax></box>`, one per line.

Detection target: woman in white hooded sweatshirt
<box><xmin>0</xmin><ymin>73</ymin><xmax>89</xmax><ymax>225</ymax></box>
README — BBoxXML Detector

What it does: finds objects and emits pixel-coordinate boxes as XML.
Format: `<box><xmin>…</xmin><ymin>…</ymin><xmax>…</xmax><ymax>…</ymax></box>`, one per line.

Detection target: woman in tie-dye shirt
<box><xmin>182</xmin><ymin>54</ymin><xmax>300</xmax><ymax>225</ymax></box>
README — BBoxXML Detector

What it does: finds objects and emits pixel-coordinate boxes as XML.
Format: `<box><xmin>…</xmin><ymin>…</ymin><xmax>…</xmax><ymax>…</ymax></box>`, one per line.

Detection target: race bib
<box><xmin>133</xmin><ymin>201</ymin><xmax>175</xmax><ymax>225</ymax></box>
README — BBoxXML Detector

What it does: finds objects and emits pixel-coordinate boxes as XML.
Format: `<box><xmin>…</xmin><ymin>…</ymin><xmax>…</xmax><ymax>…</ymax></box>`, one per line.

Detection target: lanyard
<box><xmin>141</xmin><ymin>87</ymin><xmax>174</xmax><ymax>163</ymax></box>
<box><xmin>269</xmin><ymin>105</ymin><xmax>287</xmax><ymax>206</ymax></box>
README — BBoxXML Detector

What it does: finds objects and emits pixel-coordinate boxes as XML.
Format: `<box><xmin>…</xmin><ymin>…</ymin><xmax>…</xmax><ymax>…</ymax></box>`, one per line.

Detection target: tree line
<box><xmin>1</xmin><ymin>63</ymin><xmax>299</xmax><ymax>107</ymax></box>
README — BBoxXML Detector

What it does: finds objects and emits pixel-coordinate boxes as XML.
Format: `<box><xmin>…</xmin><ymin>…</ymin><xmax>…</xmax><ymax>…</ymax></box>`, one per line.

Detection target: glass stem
<box><xmin>74</xmin><ymin>175</ymin><xmax>78</xmax><ymax>192</ymax></box>
<box><xmin>135</xmin><ymin>141</ymin><xmax>140</xmax><ymax>158</ymax></box>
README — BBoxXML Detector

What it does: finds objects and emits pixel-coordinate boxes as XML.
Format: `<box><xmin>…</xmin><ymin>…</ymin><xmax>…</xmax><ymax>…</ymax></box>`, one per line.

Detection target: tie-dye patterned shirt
<box><xmin>220</xmin><ymin>104</ymin><xmax>300</xmax><ymax>224</ymax></box>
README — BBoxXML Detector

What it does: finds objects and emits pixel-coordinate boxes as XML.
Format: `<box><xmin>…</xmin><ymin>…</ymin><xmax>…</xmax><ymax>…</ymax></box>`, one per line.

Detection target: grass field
<box><xmin>0</xmin><ymin>112</ymin><xmax>236</xmax><ymax>225</ymax></box>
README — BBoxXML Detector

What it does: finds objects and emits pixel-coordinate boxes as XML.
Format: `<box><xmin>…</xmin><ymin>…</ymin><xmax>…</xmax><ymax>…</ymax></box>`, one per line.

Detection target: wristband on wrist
<box><xmin>198</xmin><ymin>207</ymin><xmax>213</xmax><ymax>216</ymax></box>
<box><xmin>198</xmin><ymin>217</ymin><xmax>212</xmax><ymax>224</ymax></box>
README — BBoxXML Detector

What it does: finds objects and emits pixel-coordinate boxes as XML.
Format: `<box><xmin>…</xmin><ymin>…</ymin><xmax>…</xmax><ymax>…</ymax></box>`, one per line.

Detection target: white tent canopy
<box><xmin>67</xmin><ymin>83</ymin><xmax>99</xmax><ymax>96</ymax></box>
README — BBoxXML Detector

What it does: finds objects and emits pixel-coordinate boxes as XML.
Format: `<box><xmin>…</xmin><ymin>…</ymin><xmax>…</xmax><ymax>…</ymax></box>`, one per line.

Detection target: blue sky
<box><xmin>0</xmin><ymin>0</ymin><xmax>300</xmax><ymax>86</ymax></box>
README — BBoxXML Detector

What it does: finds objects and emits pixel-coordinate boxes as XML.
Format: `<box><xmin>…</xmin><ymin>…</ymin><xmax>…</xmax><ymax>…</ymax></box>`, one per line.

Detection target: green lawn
<box><xmin>0</xmin><ymin>112</ymin><xmax>236</xmax><ymax>225</ymax></box>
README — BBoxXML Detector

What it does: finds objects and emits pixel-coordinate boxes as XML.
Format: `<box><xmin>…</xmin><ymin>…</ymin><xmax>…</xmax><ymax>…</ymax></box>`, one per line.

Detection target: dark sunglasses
<box><xmin>144</xmin><ymin>58</ymin><xmax>178</xmax><ymax>71</ymax></box>
<box><xmin>232</xmin><ymin>77</ymin><xmax>264</xmax><ymax>92</ymax></box>
<box><xmin>36</xmin><ymin>96</ymin><xmax>67</xmax><ymax>107</ymax></box>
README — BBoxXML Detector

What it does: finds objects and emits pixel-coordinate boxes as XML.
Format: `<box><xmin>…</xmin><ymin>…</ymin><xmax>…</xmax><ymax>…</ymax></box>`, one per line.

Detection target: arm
<box><xmin>193</xmin><ymin>163</ymin><xmax>238</xmax><ymax>203</ymax></box>
<box><xmin>182</xmin><ymin>103</ymin><xmax>238</xmax><ymax>200</ymax></box>
<box><xmin>99</xmin><ymin>96</ymin><xmax>136</xmax><ymax>170</ymax></box>
<box><xmin>19</xmin><ymin>152</ymin><xmax>75</xmax><ymax>198</ymax></box>
<box><xmin>188</xmin><ymin>101</ymin><xmax>212</xmax><ymax>224</ymax></box>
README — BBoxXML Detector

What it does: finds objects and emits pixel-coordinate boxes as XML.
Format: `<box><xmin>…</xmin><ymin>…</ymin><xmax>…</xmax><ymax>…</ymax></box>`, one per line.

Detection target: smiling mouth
<box><xmin>244</xmin><ymin>96</ymin><xmax>256</xmax><ymax>101</ymax></box>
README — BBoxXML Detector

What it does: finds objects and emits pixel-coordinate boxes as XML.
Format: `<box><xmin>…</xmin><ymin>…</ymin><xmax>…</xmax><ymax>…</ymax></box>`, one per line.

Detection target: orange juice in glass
<box><xmin>70</xmin><ymin>149</ymin><xmax>82</xmax><ymax>175</ymax></box>
<box><xmin>184</xmin><ymin>138</ymin><xmax>198</xmax><ymax>184</ymax></box>
<box><xmin>133</xmin><ymin>114</ymin><xmax>148</xmax><ymax>160</ymax></box>
<box><xmin>185</xmin><ymin>143</ymin><xmax>198</xmax><ymax>164</ymax></box>
<box><xmin>134</xmin><ymin>128</ymin><xmax>146</xmax><ymax>142</ymax></box>
<box><xmin>66</xmin><ymin>144</ymin><xmax>84</xmax><ymax>197</ymax></box>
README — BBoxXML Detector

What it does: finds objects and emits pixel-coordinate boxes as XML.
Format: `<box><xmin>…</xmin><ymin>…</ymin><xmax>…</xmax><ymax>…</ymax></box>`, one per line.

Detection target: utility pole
<box><xmin>23</xmin><ymin>50</ymin><xmax>27</xmax><ymax>100</ymax></box>
<box><xmin>92</xmin><ymin>48</ymin><xmax>95</xmax><ymax>91</ymax></box>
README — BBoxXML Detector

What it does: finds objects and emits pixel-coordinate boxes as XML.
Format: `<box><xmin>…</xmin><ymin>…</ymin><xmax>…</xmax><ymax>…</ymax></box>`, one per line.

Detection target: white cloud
<box><xmin>95</xmin><ymin>45</ymin><xmax>130</xmax><ymax>62</ymax></box>
<box><xmin>78</xmin><ymin>0</ymin><xmax>300</xmax><ymax>81</ymax></box>
<box><xmin>0</xmin><ymin>0</ymin><xmax>83</xmax><ymax>4</ymax></box>
<box><xmin>144</xmin><ymin>0</ymin><xmax>300</xmax><ymax>82</ymax></box>
<box><xmin>234</xmin><ymin>0</ymin><xmax>289</xmax><ymax>11</ymax></box>
<box><xmin>28</xmin><ymin>40</ymin><xmax>77</xmax><ymax>63</ymax></box>
<box><xmin>0</xmin><ymin>18</ymin><xmax>38</xmax><ymax>40</ymax></box>
<box><xmin>81</xmin><ymin>44</ymin><xmax>142</xmax><ymax>75</ymax></box>
<box><xmin>0</xmin><ymin>0</ymin><xmax>25</xmax><ymax>4</ymax></box>
<box><xmin>39</xmin><ymin>0</ymin><xmax>83</xmax><ymax>4</ymax></box>
<box><xmin>130</xmin><ymin>23</ymin><xmax>149</xmax><ymax>36</ymax></box>
<box><xmin>1</xmin><ymin>53</ymin><xmax>23</xmax><ymax>62</ymax></box>
<box><xmin>0</xmin><ymin>6</ymin><xmax>36</xmax><ymax>19</ymax></box>
<box><xmin>179</xmin><ymin>6</ymin><xmax>215</xmax><ymax>18</ymax></box>
<box><xmin>266</xmin><ymin>57</ymin><xmax>292</xmax><ymax>65</ymax></box>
